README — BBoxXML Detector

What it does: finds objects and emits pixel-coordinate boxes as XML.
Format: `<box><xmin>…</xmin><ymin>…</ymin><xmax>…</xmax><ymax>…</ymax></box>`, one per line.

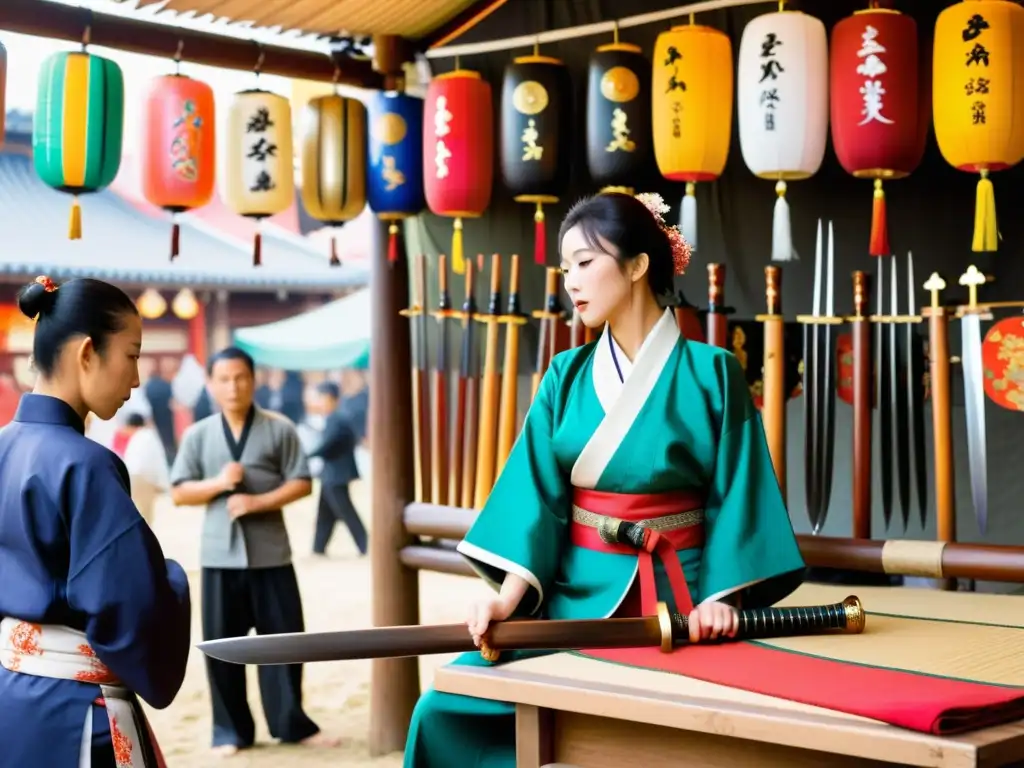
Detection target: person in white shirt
<box><xmin>118</xmin><ymin>412</ymin><xmax>170</xmax><ymax>526</ymax></box>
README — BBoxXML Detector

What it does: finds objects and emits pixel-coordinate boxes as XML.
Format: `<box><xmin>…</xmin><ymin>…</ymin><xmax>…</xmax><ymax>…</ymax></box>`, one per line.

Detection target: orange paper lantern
<box><xmin>141</xmin><ymin>73</ymin><xmax>217</xmax><ymax>260</ymax></box>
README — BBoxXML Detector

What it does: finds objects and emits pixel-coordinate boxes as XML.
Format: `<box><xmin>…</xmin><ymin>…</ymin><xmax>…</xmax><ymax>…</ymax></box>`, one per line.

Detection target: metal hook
<box><xmin>254</xmin><ymin>42</ymin><xmax>265</xmax><ymax>77</ymax></box>
<box><xmin>174</xmin><ymin>39</ymin><xmax>184</xmax><ymax>74</ymax></box>
<box><xmin>612</xmin><ymin>20</ymin><xmax>619</xmax><ymax>45</ymax></box>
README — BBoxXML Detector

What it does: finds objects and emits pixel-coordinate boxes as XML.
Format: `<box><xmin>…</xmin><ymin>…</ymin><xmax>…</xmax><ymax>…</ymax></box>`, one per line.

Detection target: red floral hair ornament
<box><xmin>34</xmin><ymin>275</ymin><xmax>57</xmax><ymax>293</ymax></box>
<box><xmin>634</xmin><ymin>192</ymin><xmax>692</xmax><ymax>276</ymax></box>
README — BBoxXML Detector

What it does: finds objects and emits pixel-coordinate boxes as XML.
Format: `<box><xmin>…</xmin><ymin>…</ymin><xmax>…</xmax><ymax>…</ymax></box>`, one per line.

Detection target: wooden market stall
<box><xmin>5</xmin><ymin>0</ymin><xmax>1024</xmax><ymax>765</ymax></box>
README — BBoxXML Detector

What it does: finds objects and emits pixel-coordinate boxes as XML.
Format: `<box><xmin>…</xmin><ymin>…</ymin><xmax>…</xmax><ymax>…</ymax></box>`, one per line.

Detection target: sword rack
<box><xmin>921</xmin><ymin>266</ymin><xmax>1024</xmax><ymax>543</ymax></box>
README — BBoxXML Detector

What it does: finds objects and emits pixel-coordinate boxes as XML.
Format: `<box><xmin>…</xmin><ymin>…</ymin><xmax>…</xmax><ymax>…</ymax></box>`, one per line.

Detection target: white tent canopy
<box><xmin>233</xmin><ymin>289</ymin><xmax>370</xmax><ymax>371</ymax></box>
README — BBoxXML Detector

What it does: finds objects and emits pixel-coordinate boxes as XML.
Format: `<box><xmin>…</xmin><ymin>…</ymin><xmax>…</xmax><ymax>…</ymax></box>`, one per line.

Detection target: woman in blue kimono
<box><xmin>404</xmin><ymin>192</ymin><xmax>806</xmax><ymax>767</ymax></box>
<box><xmin>0</xmin><ymin>276</ymin><xmax>192</xmax><ymax>767</ymax></box>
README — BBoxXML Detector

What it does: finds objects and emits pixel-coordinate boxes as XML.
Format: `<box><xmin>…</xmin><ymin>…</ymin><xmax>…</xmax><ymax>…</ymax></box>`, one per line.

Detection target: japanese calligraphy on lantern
<box><xmin>600</xmin><ymin>65</ymin><xmax>640</xmax><ymax>153</ymax></box>
<box><xmin>245</xmin><ymin>105</ymin><xmax>277</xmax><ymax>193</ymax></box>
<box><xmin>855</xmin><ymin>25</ymin><xmax>894</xmax><ymax>125</ymax></box>
<box><xmin>433</xmin><ymin>95</ymin><xmax>453</xmax><ymax>178</ymax></box>
<box><xmin>170</xmin><ymin>99</ymin><xmax>203</xmax><ymax>182</ymax></box>
<box><xmin>521</xmin><ymin>119</ymin><xmax>543</xmax><ymax>161</ymax></box>
<box><xmin>381</xmin><ymin>156</ymin><xmax>405</xmax><ymax>191</ymax></box>
<box><xmin>962</xmin><ymin>12</ymin><xmax>992</xmax><ymax>125</ymax></box>
<box><xmin>663</xmin><ymin>45</ymin><xmax>686</xmax><ymax>138</ymax></box>
<box><xmin>759</xmin><ymin>32</ymin><xmax>783</xmax><ymax>131</ymax></box>
<box><xmin>606</xmin><ymin>108</ymin><xmax>636</xmax><ymax>152</ymax></box>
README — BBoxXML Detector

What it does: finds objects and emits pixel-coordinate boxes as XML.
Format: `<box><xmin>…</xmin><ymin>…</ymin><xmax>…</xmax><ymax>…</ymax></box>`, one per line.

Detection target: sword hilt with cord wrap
<box><xmin>479</xmin><ymin>595</ymin><xmax>866</xmax><ymax>662</ymax></box>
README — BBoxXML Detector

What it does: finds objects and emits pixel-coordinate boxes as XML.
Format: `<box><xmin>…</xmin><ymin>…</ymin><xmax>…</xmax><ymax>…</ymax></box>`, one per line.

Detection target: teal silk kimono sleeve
<box><xmin>456</xmin><ymin>359</ymin><xmax>569</xmax><ymax>617</ymax></box>
<box><xmin>698</xmin><ymin>352</ymin><xmax>805</xmax><ymax>608</ymax></box>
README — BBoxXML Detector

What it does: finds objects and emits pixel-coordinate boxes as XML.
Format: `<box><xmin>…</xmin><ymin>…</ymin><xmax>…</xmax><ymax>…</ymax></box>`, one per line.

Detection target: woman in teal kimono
<box><xmin>404</xmin><ymin>192</ymin><xmax>806</xmax><ymax>768</ymax></box>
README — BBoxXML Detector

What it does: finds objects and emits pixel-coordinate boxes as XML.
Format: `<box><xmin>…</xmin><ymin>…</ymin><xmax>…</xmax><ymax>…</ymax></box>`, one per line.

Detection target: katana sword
<box><xmin>818</xmin><ymin>221</ymin><xmax>838</xmax><ymax>532</ymax></box>
<box><xmin>891</xmin><ymin>256</ymin><xmax>911</xmax><ymax>531</ymax></box>
<box><xmin>959</xmin><ymin>265</ymin><xmax>989</xmax><ymax>535</ymax></box>
<box><xmin>197</xmin><ymin>596</ymin><xmax>866</xmax><ymax>666</ymax></box>
<box><xmin>906</xmin><ymin>252</ymin><xmax>928</xmax><ymax>529</ymax></box>
<box><xmin>876</xmin><ymin>259</ymin><xmax>893</xmax><ymax>530</ymax></box>
<box><xmin>802</xmin><ymin>221</ymin><xmax>823</xmax><ymax>530</ymax></box>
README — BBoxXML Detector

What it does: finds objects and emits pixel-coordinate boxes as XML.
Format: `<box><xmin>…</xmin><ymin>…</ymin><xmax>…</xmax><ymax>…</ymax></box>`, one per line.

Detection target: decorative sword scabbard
<box><xmin>758</xmin><ymin>266</ymin><xmax>787</xmax><ymax>500</ymax></box>
<box><xmin>958</xmin><ymin>265</ymin><xmax>989</xmax><ymax>535</ymax></box>
<box><xmin>430</xmin><ymin>254</ymin><xmax>453</xmax><ymax>506</ymax></box>
<box><xmin>849</xmin><ymin>270</ymin><xmax>872</xmax><ymax>540</ymax></box>
<box><xmin>706</xmin><ymin>263</ymin><xmax>732</xmax><ymax>348</ymax></box>
<box><xmin>923</xmin><ymin>273</ymin><xmax>956</xmax><ymax>544</ymax></box>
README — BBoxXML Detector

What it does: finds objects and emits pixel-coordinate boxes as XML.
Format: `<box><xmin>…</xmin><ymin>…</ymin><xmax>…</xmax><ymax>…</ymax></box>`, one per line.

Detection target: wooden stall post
<box><xmin>923</xmin><ymin>273</ymin><xmax>957</xmax><ymax>550</ymax></box>
<box><xmin>706</xmin><ymin>263</ymin><xmax>729</xmax><ymax>348</ymax></box>
<box><xmin>369</xmin><ymin>36</ymin><xmax>421</xmax><ymax>756</ymax></box>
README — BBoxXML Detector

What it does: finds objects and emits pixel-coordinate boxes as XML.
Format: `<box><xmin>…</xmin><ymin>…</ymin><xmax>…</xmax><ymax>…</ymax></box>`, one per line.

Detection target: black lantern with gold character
<box><xmin>586</xmin><ymin>39</ymin><xmax>651</xmax><ymax>192</ymax></box>
<box><xmin>501</xmin><ymin>54</ymin><xmax>572</xmax><ymax>265</ymax></box>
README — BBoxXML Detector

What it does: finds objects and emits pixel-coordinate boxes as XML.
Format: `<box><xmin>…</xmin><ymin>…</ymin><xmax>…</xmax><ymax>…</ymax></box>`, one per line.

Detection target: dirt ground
<box><xmin>143</xmin><ymin>480</ymin><xmax>487</xmax><ymax>767</ymax></box>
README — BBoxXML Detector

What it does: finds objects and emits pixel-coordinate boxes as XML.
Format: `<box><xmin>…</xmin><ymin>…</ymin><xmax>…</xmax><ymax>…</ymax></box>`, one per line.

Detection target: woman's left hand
<box><xmin>687</xmin><ymin>601</ymin><xmax>739</xmax><ymax>643</ymax></box>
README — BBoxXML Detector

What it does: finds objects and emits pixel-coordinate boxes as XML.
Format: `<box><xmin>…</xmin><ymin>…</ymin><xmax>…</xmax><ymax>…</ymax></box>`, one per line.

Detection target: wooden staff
<box><xmin>531</xmin><ymin>267</ymin><xmax>561</xmax><ymax>400</ymax></box>
<box><xmin>923</xmin><ymin>273</ymin><xmax>956</xmax><ymax>546</ymax></box>
<box><xmin>473</xmin><ymin>254</ymin><xmax>504</xmax><ymax>509</ymax></box>
<box><xmin>429</xmin><ymin>254</ymin><xmax>453</xmax><ymax>506</ymax></box>
<box><xmin>451</xmin><ymin>259</ymin><xmax>479</xmax><ymax>508</ymax></box>
<box><xmin>757</xmin><ymin>265</ymin><xmax>786</xmax><ymax>500</ymax></box>
<box><xmin>398</xmin><ymin>253</ymin><xmax>431</xmax><ymax>503</ymax></box>
<box><xmin>850</xmin><ymin>270</ymin><xmax>872</xmax><ymax>540</ymax></box>
<box><xmin>706</xmin><ymin>263</ymin><xmax>729</xmax><ymax>348</ymax></box>
<box><xmin>496</xmin><ymin>254</ymin><xmax>527</xmax><ymax>474</ymax></box>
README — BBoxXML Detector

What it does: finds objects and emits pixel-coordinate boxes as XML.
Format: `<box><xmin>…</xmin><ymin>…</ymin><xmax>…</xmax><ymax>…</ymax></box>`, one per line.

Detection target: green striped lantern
<box><xmin>33</xmin><ymin>51</ymin><xmax>125</xmax><ymax>240</ymax></box>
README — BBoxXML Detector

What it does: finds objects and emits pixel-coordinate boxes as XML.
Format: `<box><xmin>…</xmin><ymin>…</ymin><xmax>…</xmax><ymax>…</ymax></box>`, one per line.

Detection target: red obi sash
<box><xmin>569</xmin><ymin>488</ymin><xmax>705</xmax><ymax>617</ymax></box>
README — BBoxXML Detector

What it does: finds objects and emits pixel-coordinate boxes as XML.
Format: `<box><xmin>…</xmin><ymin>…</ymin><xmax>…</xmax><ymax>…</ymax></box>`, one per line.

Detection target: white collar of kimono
<box><xmin>572</xmin><ymin>307</ymin><xmax>680</xmax><ymax>489</ymax></box>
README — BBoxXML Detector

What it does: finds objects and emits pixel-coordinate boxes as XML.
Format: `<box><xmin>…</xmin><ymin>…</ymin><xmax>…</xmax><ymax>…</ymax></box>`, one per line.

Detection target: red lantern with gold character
<box><xmin>423</xmin><ymin>70</ymin><xmax>493</xmax><ymax>274</ymax></box>
<box><xmin>831</xmin><ymin>3</ymin><xmax>928</xmax><ymax>257</ymax></box>
<box><xmin>141</xmin><ymin>72</ymin><xmax>216</xmax><ymax>260</ymax></box>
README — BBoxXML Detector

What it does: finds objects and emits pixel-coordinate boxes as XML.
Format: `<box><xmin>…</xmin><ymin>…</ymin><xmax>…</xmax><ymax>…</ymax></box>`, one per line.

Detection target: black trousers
<box><xmin>201</xmin><ymin>565</ymin><xmax>320</xmax><ymax>748</ymax></box>
<box><xmin>312</xmin><ymin>482</ymin><xmax>368</xmax><ymax>555</ymax></box>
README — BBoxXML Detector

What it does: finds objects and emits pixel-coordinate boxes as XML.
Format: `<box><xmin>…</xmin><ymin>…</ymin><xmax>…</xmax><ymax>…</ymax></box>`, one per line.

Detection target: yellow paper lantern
<box><xmin>224</xmin><ymin>89</ymin><xmax>295</xmax><ymax>265</ymax></box>
<box><xmin>299</xmin><ymin>93</ymin><xmax>367</xmax><ymax>266</ymax></box>
<box><xmin>652</xmin><ymin>23</ymin><xmax>733</xmax><ymax>251</ymax></box>
<box><xmin>171</xmin><ymin>288</ymin><xmax>199</xmax><ymax>320</ymax></box>
<box><xmin>137</xmin><ymin>288</ymin><xmax>167</xmax><ymax>320</ymax></box>
<box><xmin>933</xmin><ymin>0</ymin><xmax>1024</xmax><ymax>252</ymax></box>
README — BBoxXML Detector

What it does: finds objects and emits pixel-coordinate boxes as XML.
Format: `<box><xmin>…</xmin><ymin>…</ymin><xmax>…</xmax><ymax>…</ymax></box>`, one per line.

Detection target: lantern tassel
<box><xmin>330</xmin><ymin>227</ymin><xmax>341</xmax><ymax>267</ymax></box>
<box><xmin>771</xmin><ymin>180</ymin><xmax>796</xmax><ymax>262</ymax></box>
<box><xmin>68</xmin><ymin>197</ymin><xmax>82</xmax><ymax>241</ymax></box>
<box><xmin>869</xmin><ymin>179</ymin><xmax>890</xmax><ymax>257</ymax></box>
<box><xmin>170</xmin><ymin>216</ymin><xmax>180</xmax><ymax>262</ymax></box>
<box><xmin>680</xmin><ymin>182</ymin><xmax>698</xmax><ymax>252</ymax></box>
<box><xmin>387</xmin><ymin>222</ymin><xmax>399</xmax><ymax>264</ymax></box>
<box><xmin>253</xmin><ymin>231</ymin><xmax>262</xmax><ymax>267</ymax></box>
<box><xmin>451</xmin><ymin>217</ymin><xmax>465</xmax><ymax>275</ymax></box>
<box><xmin>972</xmin><ymin>169</ymin><xmax>999</xmax><ymax>252</ymax></box>
<box><xmin>533</xmin><ymin>203</ymin><xmax>546</xmax><ymax>265</ymax></box>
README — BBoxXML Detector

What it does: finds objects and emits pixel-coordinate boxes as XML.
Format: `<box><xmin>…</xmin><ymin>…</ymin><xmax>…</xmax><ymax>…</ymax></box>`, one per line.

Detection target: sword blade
<box><xmin>960</xmin><ymin>314</ymin><xmax>989</xmax><ymax>534</ymax></box>
<box><xmin>817</xmin><ymin>323</ymin><xmax>837</xmax><ymax>533</ymax></box>
<box><xmin>802</xmin><ymin>322</ymin><xmax>819</xmax><ymax>530</ymax></box>
<box><xmin>876</xmin><ymin>261</ymin><xmax>893</xmax><ymax>530</ymax></box>
<box><xmin>890</xmin><ymin>258</ymin><xmax>910</xmax><ymax>531</ymax></box>
<box><xmin>905</xmin><ymin>252</ymin><xmax>928</xmax><ymax>528</ymax></box>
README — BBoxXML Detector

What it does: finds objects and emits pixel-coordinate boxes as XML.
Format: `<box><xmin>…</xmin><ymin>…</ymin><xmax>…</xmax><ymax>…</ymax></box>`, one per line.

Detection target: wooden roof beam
<box><xmin>0</xmin><ymin>0</ymin><xmax>383</xmax><ymax>88</ymax></box>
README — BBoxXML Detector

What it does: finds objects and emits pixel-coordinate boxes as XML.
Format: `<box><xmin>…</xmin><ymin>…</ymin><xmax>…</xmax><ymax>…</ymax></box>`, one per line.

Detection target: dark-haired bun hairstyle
<box><xmin>18</xmin><ymin>276</ymin><xmax>59</xmax><ymax>320</ymax></box>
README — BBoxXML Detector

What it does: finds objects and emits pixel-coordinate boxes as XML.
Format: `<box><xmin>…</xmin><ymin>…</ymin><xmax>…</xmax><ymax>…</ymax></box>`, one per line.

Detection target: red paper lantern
<box><xmin>423</xmin><ymin>69</ymin><xmax>494</xmax><ymax>274</ymax></box>
<box><xmin>830</xmin><ymin>6</ymin><xmax>928</xmax><ymax>257</ymax></box>
<box><xmin>141</xmin><ymin>73</ymin><xmax>216</xmax><ymax>260</ymax></box>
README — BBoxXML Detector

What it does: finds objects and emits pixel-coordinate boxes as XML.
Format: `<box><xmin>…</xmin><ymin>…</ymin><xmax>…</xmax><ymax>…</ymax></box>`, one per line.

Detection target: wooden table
<box><xmin>434</xmin><ymin>585</ymin><xmax>1024</xmax><ymax>768</ymax></box>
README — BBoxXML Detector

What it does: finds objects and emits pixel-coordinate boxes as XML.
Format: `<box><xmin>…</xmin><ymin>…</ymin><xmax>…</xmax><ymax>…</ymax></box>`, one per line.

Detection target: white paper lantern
<box><xmin>737</xmin><ymin>9</ymin><xmax>829</xmax><ymax>261</ymax></box>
